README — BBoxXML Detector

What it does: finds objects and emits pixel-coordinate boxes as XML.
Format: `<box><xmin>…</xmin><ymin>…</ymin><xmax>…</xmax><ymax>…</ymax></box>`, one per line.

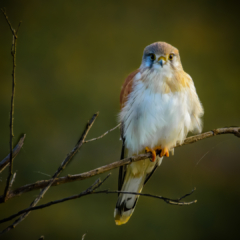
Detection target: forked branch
<box><xmin>0</xmin><ymin>126</ymin><xmax>239</xmax><ymax>203</ymax></box>
<box><xmin>1</xmin><ymin>8</ymin><xmax>22</xmax><ymax>202</ymax></box>
<box><xmin>0</xmin><ymin>134</ymin><xmax>26</xmax><ymax>173</ymax></box>
<box><xmin>0</xmin><ymin>113</ymin><xmax>98</xmax><ymax>234</ymax></box>
<box><xmin>0</xmin><ymin>174</ymin><xmax>196</xmax><ymax>224</ymax></box>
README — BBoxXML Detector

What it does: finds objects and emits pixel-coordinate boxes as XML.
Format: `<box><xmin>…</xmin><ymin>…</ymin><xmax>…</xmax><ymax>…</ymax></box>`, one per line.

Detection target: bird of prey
<box><xmin>114</xmin><ymin>42</ymin><xmax>204</xmax><ymax>225</ymax></box>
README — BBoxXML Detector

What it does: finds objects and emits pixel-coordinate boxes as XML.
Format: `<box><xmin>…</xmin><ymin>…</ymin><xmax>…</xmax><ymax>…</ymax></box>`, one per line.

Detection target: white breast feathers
<box><xmin>119</xmin><ymin>73</ymin><xmax>202</xmax><ymax>156</ymax></box>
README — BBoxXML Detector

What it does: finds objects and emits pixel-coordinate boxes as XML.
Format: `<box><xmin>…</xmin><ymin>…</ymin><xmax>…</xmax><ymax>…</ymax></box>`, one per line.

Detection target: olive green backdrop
<box><xmin>0</xmin><ymin>0</ymin><xmax>240</xmax><ymax>239</ymax></box>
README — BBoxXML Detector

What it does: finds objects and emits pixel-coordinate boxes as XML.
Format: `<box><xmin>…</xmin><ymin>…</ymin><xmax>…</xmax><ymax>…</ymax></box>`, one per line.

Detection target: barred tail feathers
<box><xmin>114</xmin><ymin>173</ymin><xmax>145</xmax><ymax>225</ymax></box>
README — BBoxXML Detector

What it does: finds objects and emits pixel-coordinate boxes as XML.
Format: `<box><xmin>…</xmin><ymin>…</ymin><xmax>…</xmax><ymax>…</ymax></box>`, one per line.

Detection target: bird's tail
<box><xmin>114</xmin><ymin>172</ymin><xmax>145</xmax><ymax>225</ymax></box>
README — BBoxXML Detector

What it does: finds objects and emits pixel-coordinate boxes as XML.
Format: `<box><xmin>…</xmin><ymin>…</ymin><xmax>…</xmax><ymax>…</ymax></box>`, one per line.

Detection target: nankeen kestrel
<box><xmin>114</xmin><ymin>42</ymin><xmax>204</xmax><ymax>225</ymax></box>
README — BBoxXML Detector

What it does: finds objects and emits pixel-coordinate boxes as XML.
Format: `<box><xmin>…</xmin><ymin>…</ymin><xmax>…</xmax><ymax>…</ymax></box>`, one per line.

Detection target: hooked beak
<box><xmin>158</xmin><ymin>56</ymin><xmax>166</xmax><ymax>67</ymax></box>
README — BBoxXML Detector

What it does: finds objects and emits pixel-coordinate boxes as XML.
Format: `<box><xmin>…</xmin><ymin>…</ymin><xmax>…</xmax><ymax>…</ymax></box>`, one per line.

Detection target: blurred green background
<box><xmin>0</xmin><ymin>0</ymin><xmax>240</xmax><ymax>239</ymax></box>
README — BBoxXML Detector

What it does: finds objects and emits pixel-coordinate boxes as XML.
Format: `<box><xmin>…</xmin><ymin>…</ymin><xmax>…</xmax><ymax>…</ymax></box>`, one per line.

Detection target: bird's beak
<box><xmin>158</xmin><ymin>56</ymin><xmax>166</xmax><ymax>67</ymax></box>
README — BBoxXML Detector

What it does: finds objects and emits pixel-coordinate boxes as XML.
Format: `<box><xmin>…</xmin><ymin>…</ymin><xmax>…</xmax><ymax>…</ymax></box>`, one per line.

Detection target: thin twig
<box><xmin>84</xmin><ymin>123</ymin><xmax>121</xmax><ymax>143</ymax></box>
<box><xmin>1</xmin><ymin>126</ymin><xmax>239</xmax><ymax>203</ymax></box>
<box><xmin>99</xmin><ymin>189</ymin><xmax>197</xmax><ymax>205</ymax></box>
<box><xmin>16</xmin><ymin>21</ymin><xmax>22</xmax><ymax>35</ymax></box>
<box><xmin>92</xmin><ymin>173</ymin><xmax>112</xmax><ymax>190</ymax></box>
<box><xmin>8</xmin><ymin>173</ymin><xmax>16</xmax><ymax>190</ymax></box>
<box><xmin>0</xmin><ymin>175</ymin><xmax>195</xmax><ymax>224</ymax></box>
<box><xmin>1</xmin><ymin>8</ymin><xmax>21</xmax><ymax>202</ymax></box>
<box><xmin>0</xmin><ymin>113</ymin><xmax>99</xmax><ymax>234</ymax></box>
<box><xmin>177</xmin><ymin>187</ymin><xmax>196</xmax><ymax>201</ymax></box>
<box><xmin>1</xmin><ymin>8</ymin><xmax>16</xmax><ymax>37</ymax></box>
<box><xmin>0</xmin><ymin>134</ymin><xmax>26</xmax><ymax>173</ymax></box>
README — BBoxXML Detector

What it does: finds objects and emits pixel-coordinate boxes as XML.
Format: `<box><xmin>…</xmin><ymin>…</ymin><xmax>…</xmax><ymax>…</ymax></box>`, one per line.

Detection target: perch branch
<box><xmin>0</xmin><ymin>134</ymin><xmax>26</xmax><ymax>173</ymax></box>
<box><xmin>1</xmin><ymin>8</ymin><xmax>22</xmax><ymax>202</ymax></box>
<box><xmin>0</xmin><ymin>126</ymin><xmax>239</xmax><ymax>203</ymax></box>
<box><xmin>176</xmin><ymin>127</ymin><xmax>240</xmax><ymax>146</ymax></box>
<box><xmin>0</xmin><ymin>174</ymin><xmax>196</xmax><ymax>224</ymax></box>
<box><xmin>0</xmin><ymin>113</ymin><xmax>98</xmax><ymax>234</ymax></box>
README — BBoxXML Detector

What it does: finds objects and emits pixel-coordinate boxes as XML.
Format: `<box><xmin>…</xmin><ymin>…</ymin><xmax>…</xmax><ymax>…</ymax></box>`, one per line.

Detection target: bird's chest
<box><xmin>121</xmin><ymin>83</ymin><xmax>190</xmax><ymax>154</ymax></box>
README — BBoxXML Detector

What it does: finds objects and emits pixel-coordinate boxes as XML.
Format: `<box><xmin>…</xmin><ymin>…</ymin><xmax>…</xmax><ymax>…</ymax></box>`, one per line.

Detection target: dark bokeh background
<box><xmin>0</xmin><ymin>0</ymin><xmax>240</xmax><ymax>239</ymax></box>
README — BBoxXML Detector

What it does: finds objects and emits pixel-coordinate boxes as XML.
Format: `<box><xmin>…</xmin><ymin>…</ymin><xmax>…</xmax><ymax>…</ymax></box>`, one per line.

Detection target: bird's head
<box><xmin>140</xmin><ymin>42</ymin><xmax>183</xmax><ymax>73</ymax></box>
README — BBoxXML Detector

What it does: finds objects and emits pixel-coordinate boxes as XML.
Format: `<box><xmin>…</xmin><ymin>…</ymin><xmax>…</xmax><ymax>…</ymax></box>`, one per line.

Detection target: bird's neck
<box><xmin>138</xmin><ymin>67</ymin><xmax>190</xmax><ymax>94</ymax></box>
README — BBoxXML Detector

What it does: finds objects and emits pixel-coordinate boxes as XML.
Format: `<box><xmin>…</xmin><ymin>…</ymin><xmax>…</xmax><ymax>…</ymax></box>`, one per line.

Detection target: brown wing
<box><xmin>120</xmin><ymin>69</ymin><xmax>140</xmax><ymax>109</ymax></box>
<box><xmin>118</xmin><ymin>69</ymin><xmax>139</xmax><ymax>192</ymax></box>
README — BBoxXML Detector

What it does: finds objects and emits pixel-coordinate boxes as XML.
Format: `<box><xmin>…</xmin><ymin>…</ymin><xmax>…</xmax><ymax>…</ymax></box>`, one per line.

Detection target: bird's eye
<box><xmin>149</xmin><ymin>53</ymin><xmax>156</xmax><ymax>61</ymax></box>
<box><xmin>168</xmin><ymin>54</ymin><xmax>174</xmax><ymax>61</ymax></box>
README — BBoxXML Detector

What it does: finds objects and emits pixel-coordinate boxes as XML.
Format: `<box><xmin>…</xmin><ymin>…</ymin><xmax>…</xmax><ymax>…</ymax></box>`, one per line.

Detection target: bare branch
<box><xmin>0</xmin><ymin>175</ymin><xmax>111</xmax><ymax>224</ymax></box>
<box><xmin>0</xmin><ymin>174</ymin><xmax>195</xmax><ymax>224</ymax></box>
<box><xmin>16</xmin><ymin>21</ymin><xmax>22</xmax><ymax>35</ymax></box>
<box><xmin>176</xmin><ymin>127</ymin><xmax>240</xmax><ymax>146</ymax></box>
<box><xmin>84</xmin><ymin>123</ymin><xmax>121</xmax><ymax>143</ymax></box>
<box><xmin>0</xmin><ymin>126</ymin><xmax>238</xmax><ymax>203</ymax></box>
<box><xmin>0</xmin><ymin>113</ymin><xmax>99</xmax><ymax>234</ymax></box>
<box><xmin>99</xmin><ymin>189</ymin><xmax>197</xmax><ymax>206</ymax></box>
<box><xmin>1</xmin><ymin>8</ymin><xmax>16</xmax><ymax>36</ymax></box>
<box><xmin>177</xmin><ymin>187</ymin><xmax>196</xmax><ymax>201</ymax></box>
<box><xmin>0</xmin><ymin>151</ymin><xmax>149</xmax><ymax>203</ymax></box>
<box><xmin>8</xmin><ymin>173</ymin><xmax>16</xmax><ymax>190</ymax></box>
<box><xmin>0</xmin><ymin>134</ymin><xmax>26</xmax><ymax>173</ymax></box>
<box><xmin>1</xmin><ymin>8</ymin><xmax>22</xmax><ymax>202</ymax></box>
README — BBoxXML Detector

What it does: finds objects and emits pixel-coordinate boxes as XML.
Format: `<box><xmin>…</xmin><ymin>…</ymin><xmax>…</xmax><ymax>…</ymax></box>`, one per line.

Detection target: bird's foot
<box><xmin>145</xmin><ymin>147</ymin><xmax>157</xmax><ymax>162</ymax></box>
<box><xmin>145</xmin><ymin>146</ymin><xmax>170</xmax><ymax>162</ymax></box>
<box><xmin>159</xmin><ymin>147</ymin><xmax>169</xmax><ymax>157</ymax></box>
<box><xmin>153</xmin><ymin>146</ymin><xmax>169</xmax><ymax>157</ymax></box>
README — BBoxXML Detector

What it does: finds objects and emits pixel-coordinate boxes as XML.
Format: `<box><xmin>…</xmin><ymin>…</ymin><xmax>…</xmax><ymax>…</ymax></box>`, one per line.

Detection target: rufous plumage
<box><xmin>114</xmin><ymin>42</ymin><xmax>204</xmax><ymax>225</ymax></box>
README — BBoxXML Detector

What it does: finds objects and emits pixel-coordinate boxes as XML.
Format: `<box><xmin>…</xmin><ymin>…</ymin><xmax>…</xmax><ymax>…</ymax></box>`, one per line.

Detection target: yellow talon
<box><xmin>160</xmin><ymin>147</ymin><xmax>169</xmax><ymax>157</ymax></box>
<box><xmin>145</xmin><ymin>147</ymin><xmax>157</xmax><ymax>162</ymax></box>
<box><xmin>145</xmin><ymin>146</ymin><xmax>169</xmax><ymax>161</ymax></box>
